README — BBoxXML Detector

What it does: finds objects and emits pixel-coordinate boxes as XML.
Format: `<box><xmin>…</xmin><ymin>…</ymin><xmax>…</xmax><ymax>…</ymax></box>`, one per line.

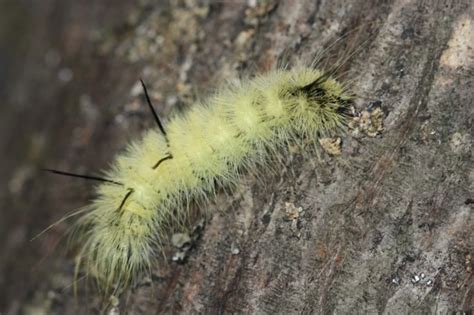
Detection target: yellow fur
<box><xmin>74</xmin><ymin>66</ymin><xmax>350</xmax><ymax>292</ymax></box>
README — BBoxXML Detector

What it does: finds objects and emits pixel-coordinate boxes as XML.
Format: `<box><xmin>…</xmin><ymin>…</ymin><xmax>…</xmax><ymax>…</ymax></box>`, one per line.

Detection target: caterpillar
<box><xmin>48</xmin><ymin>65</ymin><xmax>351</xmax><ymax>293</ymax></box>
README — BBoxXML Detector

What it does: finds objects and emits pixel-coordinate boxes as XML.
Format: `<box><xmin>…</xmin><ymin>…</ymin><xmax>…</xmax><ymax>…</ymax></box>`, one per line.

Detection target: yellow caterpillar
<box><xmin>48</xmin><ymin>66</ymin><xmax>351</xmax><ymax>293</ymax></box>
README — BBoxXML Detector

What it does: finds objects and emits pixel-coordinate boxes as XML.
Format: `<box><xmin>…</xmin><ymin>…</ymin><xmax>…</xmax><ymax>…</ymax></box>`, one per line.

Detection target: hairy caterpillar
<box><xmin>48</xmin><ymin>65</ymin><xmax>351</xmax><ymax>293</ymax></box>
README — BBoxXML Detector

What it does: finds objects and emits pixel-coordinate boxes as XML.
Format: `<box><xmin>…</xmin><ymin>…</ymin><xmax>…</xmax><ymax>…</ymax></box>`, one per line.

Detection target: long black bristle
<box><xmin>152</xmin><ymin>154</ymin><xmax>173</xmax><ymax>170</ymax></box>
<box><xmin>118</xmin><ymin>189</ymin><xmax>134</xmax><ymax>211</ymax></box>
<box><xmin>140</xmin><ymin>79</ymin><xmax>167</xmax><ymax>137</ymax></box>
<box><xmin>43</xmin><ymin>168</ymin><xmax>123</xmax><ymax>186</ymax></box>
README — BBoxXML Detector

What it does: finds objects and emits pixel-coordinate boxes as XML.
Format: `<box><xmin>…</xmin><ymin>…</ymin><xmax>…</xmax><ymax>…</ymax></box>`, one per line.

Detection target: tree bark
<box><xmin>0</xmin><ymin>1</ymin><xmax>472</xmax><ymax>314</ymax></box>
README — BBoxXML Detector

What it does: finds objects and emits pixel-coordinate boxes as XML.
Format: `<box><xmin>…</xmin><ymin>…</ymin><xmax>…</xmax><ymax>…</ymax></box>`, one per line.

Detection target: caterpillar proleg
<box><xmin>52</xmin><ymin>66</ymin><xmax>352</xmax><ymax>293</ymax></box>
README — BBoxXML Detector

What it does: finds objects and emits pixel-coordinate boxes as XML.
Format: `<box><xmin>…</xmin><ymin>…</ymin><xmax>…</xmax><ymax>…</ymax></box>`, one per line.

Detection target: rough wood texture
<box><xmin>0</xmin><ymin>1</ymin><xmax>472</xmax><ymax>314</ymax></box>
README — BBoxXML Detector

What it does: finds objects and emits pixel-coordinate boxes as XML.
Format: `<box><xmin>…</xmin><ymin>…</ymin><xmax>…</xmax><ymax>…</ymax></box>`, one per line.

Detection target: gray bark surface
<box><xmin>0</xmin><ymin>1</ymin><xmax>472</xmax><ymax>314</ymax></box>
